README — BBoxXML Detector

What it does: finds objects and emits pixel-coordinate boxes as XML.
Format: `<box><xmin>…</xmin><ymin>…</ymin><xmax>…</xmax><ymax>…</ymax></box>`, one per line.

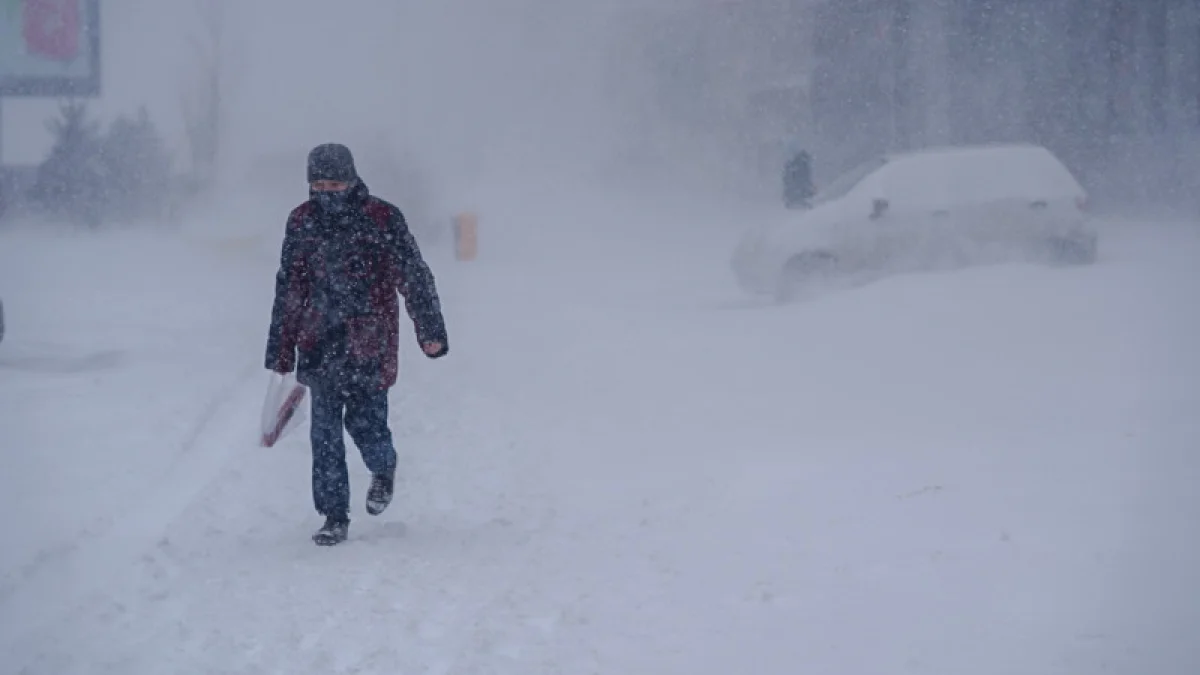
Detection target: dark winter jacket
<box><xmin>265</xmin><ymin>181</ymin><xmax>447</xmax><ymax>390</ymax></box>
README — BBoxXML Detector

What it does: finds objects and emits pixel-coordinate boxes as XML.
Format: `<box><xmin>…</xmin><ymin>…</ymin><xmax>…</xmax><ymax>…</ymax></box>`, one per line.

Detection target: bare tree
<box><xmin>180</xmin><ymin>0</ymin><xmax>228</xmax><ymax>191</ymax></box>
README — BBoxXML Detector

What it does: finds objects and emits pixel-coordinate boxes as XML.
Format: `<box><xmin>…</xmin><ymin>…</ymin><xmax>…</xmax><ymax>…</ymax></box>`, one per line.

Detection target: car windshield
<box><xmin>811</xmin><ymin>156</ymin><xmax>887</xmax><ymax>206</ymax></box>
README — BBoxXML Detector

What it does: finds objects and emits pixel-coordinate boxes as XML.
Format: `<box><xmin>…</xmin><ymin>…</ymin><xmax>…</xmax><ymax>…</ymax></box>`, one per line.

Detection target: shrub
<box><xmin>30</xmin><ymin>101</ymin><xmax>175</xmax><ymax>226</ymax></box>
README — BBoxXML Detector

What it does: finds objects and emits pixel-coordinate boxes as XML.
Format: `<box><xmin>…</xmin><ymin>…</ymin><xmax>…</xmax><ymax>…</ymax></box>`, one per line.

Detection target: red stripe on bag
<box><xmin>261</xmin><ymin>385</ymin><xmax>306</xmax><ymax>447</ymax></box>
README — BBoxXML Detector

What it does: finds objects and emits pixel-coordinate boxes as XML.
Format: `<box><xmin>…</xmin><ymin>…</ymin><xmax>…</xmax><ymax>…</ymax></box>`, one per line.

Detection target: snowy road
<box><xmin>1</xmin><ymin>202</ymin><xmax>1197</xmax><ymax>674</ymax></box>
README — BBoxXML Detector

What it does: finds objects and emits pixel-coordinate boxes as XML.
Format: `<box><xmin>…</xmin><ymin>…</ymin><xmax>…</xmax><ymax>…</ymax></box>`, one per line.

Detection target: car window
<box><xmin>811</xmin><ymin>156</ymin><xmax>887</xmax><ymax>206</ymax></box>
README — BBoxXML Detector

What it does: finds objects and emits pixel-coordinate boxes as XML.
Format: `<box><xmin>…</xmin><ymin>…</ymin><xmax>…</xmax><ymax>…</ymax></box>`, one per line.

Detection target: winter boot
<box><xmin>312</xmin><ymin>515</ymin><xmax>349</xmax><ymax>546</ymax></box>
<box><xmin>366</xmin><ymin>471</ymin><xmax>394</xmax><ymax>516</ymax></box>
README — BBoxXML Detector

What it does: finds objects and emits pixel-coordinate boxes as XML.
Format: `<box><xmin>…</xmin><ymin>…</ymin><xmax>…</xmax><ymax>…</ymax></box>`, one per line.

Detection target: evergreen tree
<box><xmin>99</xmin><ymin>106</ymin><xmax>174</xmax><ymax>222</ymax></box>
<box><xmin>31</xmin><ymin>100</ymin><xmax>106</xmax><ymax>227</ymax></box>
<box><xmin>31</xmin><ymin>102</ymin><xmax>175</xmax><ymax>226</ymax></box>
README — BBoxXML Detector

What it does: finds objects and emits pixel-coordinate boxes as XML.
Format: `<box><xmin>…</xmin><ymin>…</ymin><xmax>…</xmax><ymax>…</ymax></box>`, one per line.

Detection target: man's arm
<box><xmin>265</xmin><ymin>215</ymin><xmax>305</xmax><ymax>372</ymax></box>
<box><xmin>389</xmin><ymin>206</ymin><xmax>448</xmax><ymax>357</ymax></box>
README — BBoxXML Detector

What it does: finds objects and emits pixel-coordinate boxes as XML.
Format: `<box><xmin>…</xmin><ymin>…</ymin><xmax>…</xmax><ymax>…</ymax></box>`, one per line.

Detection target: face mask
<box><xmin>313</xmin><ymin>188</ymin><xmax>353</xmax><ymax>216</ymax></box>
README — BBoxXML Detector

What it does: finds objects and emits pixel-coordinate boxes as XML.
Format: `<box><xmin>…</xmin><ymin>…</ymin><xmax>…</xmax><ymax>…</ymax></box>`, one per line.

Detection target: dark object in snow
<box><xmin>783</xmin><ymin>150</ymin><xmax>815</xmax><ymax>209</ymax></box>
<box><xmin>0</xmin><ymin>297</ymin><xmax>5</xmax><ymax>345</ymax></box>
<box><xmin>265</xmin><ymin>143</ymin><xmax>448</xmax><ymax>543</ymax></box>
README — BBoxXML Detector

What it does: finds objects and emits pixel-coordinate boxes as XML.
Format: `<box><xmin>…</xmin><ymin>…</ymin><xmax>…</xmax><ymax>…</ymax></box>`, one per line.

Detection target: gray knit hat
<box><xmin>307</xmin><ymin>143</ymin><xmax>358</xmax><ymax>183</ymax></box>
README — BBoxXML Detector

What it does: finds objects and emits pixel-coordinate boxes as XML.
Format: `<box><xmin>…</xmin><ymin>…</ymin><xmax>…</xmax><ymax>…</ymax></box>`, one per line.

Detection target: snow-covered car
<box><xmin>731</xmin><ymin>142</ymin><xmax>1099</xmax><ymax>301</ymax></box>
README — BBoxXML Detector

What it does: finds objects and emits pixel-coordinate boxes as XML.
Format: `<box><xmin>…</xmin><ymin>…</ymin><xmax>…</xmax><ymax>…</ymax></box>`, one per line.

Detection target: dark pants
<box><xmin>309</xmin><ymin>385</ymin><xmax>396</xmax><ymax>519</ymax></box>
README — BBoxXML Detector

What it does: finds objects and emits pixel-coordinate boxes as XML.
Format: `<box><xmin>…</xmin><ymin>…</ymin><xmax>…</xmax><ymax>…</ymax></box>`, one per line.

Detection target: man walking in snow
<box><xmin>265</xmin><ymin>143</ymin><xmax>448</xmax><ymax>546</ymax></box>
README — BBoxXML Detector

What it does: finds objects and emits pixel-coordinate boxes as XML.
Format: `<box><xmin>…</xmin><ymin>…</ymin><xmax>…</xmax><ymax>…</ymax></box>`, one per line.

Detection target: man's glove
<box><xmin>421</xmin><ymin>341</ymin><xmax>447</xmax><ymax>359</ymax></box>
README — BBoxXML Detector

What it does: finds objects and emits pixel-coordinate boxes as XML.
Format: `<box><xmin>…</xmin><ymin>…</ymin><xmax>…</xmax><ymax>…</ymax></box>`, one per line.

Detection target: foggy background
<box><xmin>3</xmin><ymin>0</ymin><xmax>1199</xmax><ymax>228</ymax></box>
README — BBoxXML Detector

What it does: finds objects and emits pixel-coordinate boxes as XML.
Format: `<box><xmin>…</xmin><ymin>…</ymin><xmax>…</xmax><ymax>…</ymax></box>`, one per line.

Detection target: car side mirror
<box><xmin>870</xmin><ymin>198</ymin><xmax>888</xmax><ymax>220</ymax></box>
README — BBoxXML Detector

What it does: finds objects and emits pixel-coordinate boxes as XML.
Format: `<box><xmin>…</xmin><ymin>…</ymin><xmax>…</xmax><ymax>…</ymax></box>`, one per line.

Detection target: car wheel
<box><xmin>775</xmin><ymin>251</ymin><xmax>838</xmax><ymax>303</ymax></box>
<box><xmin>1047</xmin><ymin>232</ymin><xmax>1098</xmax><ymax>265</ymax></box>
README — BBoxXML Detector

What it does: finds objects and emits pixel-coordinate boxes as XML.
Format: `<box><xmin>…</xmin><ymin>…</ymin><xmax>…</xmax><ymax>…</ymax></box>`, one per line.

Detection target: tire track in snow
<box><xmin>5</xmin><ymin>346</ymin><xmax>551</xmax><ymax>673</ymax></box>
<box><xmin>0</xmin><ymin>365</ymin><xmax>257</xmax><ymax>607</ymax></box>
<box><xmin>0</xmin><ymin>363</ymin><xmax>265</xmax><ymax>670</ymax></box>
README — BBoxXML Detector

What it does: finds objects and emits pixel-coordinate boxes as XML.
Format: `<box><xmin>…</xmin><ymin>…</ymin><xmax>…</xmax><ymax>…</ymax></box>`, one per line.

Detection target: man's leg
<box><xmin>309</xmin><ymin>385</ymin><xmax>351</xmax><ymax>527</ymax></box>
<box><xmin>344</xmin><ymin>387</ymin><xmax>396</xmax><ymax>515</ymax></box>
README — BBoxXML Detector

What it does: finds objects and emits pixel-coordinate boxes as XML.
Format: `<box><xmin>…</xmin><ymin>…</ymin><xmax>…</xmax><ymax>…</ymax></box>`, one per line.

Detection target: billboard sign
<box><xmin>0</xmin><ymin>0</ymin><xmax>100</xmax><ymax>96</ymax></box>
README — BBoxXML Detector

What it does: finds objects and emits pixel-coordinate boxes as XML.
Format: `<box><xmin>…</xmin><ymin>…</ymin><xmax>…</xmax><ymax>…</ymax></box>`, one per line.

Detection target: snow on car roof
<box><xmin>881</xmin><ymin>141</ymin><xmax>1053</xmax><ymax>162</ymax></box>
<box><xmin>813</xmin><ymin>142</ymin><xmax>1085</xmax><ymax>209</ymax></box>
<box><xmin>883</xmin><ymin>143</ymin><xmax>1084</xmax><ymax>196</ymax></box>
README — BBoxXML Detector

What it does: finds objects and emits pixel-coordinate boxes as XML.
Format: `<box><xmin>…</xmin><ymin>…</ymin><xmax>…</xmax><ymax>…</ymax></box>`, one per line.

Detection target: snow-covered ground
<box><xmin>1</xmin><ymin>193</ymin><xmax>1197</xmax><ymax>674</ymax></box>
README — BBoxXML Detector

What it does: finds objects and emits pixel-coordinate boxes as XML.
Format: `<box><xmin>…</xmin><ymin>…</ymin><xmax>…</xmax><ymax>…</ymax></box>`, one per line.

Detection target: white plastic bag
<box><xmin>260</xmin><ymin>371</ymin><xmax>308</xmax><ymax>447</ymax></box>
